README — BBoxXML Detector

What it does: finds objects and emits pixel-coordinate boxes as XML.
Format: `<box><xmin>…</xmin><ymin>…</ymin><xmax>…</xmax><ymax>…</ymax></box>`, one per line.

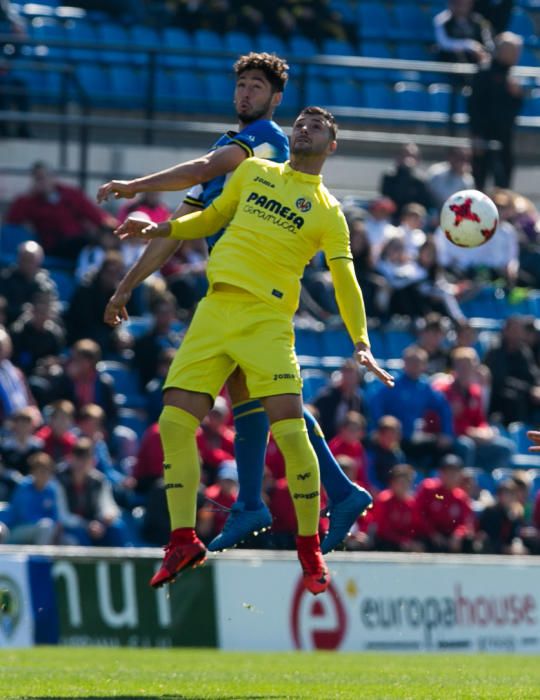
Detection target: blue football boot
<box><xmin>321</xmin><ymin>485</ymin><xmax>373</xmax><ymax>554</ymax></box>
<box><xmin>207</xmin><ymin>502</ymin><xmax>273</xmax><ymax>552</ymax></box>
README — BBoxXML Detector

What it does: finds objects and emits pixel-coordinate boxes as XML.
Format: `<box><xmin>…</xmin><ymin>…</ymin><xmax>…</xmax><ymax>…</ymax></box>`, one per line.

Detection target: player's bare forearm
<box><xmin>97</xmin><ymin>145</ymin><xmax>246</xmax><ymax>202</ymax></box>
<box><xmin>121</xmin><ymin>237</ymin><xmax>180</xmax><ymax>291</ymax></box>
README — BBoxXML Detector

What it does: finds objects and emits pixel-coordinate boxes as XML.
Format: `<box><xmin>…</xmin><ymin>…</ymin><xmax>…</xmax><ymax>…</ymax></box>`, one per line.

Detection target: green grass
<box><xmin>1</xmin><ymin>647</ymin><xmax>539</xmax><ymax>700</ymax></box>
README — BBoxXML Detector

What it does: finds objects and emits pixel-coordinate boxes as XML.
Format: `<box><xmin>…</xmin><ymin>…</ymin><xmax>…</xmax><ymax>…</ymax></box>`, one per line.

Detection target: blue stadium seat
<box><xmin>385</xmin><ymin>329</ymin><xmax>415</xmax><ymax>359</ymax></box>
<box><xmin>302</xmin><ymin>370</ymin><xmax>329</xmax><ymax>403</ymax></box>
<box><xmin>49</xmin><ymin>269</ymin><xmax>76</xmax><ymax>304</ymax></box>
<box><xmin>394</xmin><ymin>81</ymin><xmax>429</xmax><ymax>111</ymax></box>
<box><xmin>322</xmin><ymin>39</ymin><xmax>354</xmax><ymax>56</ymax></box>
<box><xmin>256</xmin><ymin>33</ymin><xmax>288</xmax><ymax>56</ymax></box>
<box><xmin>519</xmin><ymin>47</ymin><xmax>540</xmax><ymax>66</ymax></box>
<box><xmin>361</xmin><ymin>40</ymin><xmax>393</xmax><ymax>58</ymax></box>
<box><xmin>0</xmin><ymin>224</ymin><xmax>36</xmax><ymax>261</ymax></box>
<box><xmin>508</xmin><ymin>8</ymin><xmax>537</xmax><ymax>41</ymax></box>
<box><xmin>357</xmin><ymin>2</ymin><xmax>391</xmax><ymax>38</ymax></box>
<box><xmin>64</xmin><ymin>19</ymin><xmax>99</xmax><ymax>62</ymax></box>
<box><xmin>306</xmin><ymin>76</ymin><xmax>331</xmax><ymax>105</ymax></box>
<box><xmin>204</xmin><ymin>73</ymin><xmax>232</xmax><ymax>110</ymax></box>
<box><xmin>367</xmin><ymin>328</ymin><xmax>385</xmax><ymax>360</ymax></box>
<box><xmin>360</xmin><ymin>81</ymin><xmax>395</xmax><ymax>109</ymax></box>
<box><xmin>109</xmin><ymin>67</ymin><xmax>145</xmax><ymax>107</ymax></box>
<box><xmin>392</xmin><ymin>4</ymin><xmax>434</xmax><ymax>40</ymax></box>
<box><xmin>161</xmin><ymin>28</ymin><xmax>193</xmax><ymax>68</ymax></box>
<box><xmin>289</xmin><ymin>36</ymin><xmax>317</xmax><ymax>57</ymax></box>
<box><xmin>129</xmin><ymin>25</ymin><xmax>161</xmax><ymax>49</ymax></box>
<box><xmin>193</xmin><ymin>29</ymin><xmax>224</xmax><ymax>52</ymax></box>
<box><xmin>395</xmin><ymin>42</ymin><xmax>432</xmax><ymax>62</ymax></box>
<box><xmin>75</xmin><ymin>64</ymin><xmax>112</xmax><ymax>105</ymax></box>
<box><xmin>98</xmin><ymin>361</ymin><xmax>146</xmax><ymax>410</ymax></box>
<box><xmin>29</xmin><ymin>17</ymin><xmax>68</xmax><ymax>59</ymax></box>
<box><xmin>428</xmin><ymin>83</ymin><xmax>452</xmax><ymax>112</ymax></box>
<box><xmin>295</xmin><ymin>328</ymin><xmax>323</xmax><ymax>357</ymax></box>
<box><xmin>223</xmin><ymin>31</ymin><xmax>254</xmax><ymax>55</ymax></box>
<box><xmin>476</xmin><ymin>470</ymin><xmax>496</xmax><ymax>494</ymax></box>
<box><xmin>95</xmin><ymin>22</ymin><xmax>131</xmax><ymax>64</ymax></box>
<box><xmin>507</xmin><ymin>422</ymin><xmax>532</xmax><ymax>454</ymax></box>
<box><xmin>328</xmin><ymin>78</ymin><xmax>360</xmax><ymax>107</ymax></box>
<box><xmin>280</xmin><ymin>78</ymin><xmax>300</xmax><ymax>115</ymax></box>
<box><xmin>171</xmin><ymin>70</ymin><xmax>205</xmax><ymax>111</ymax></box>
<box><xmin>320</xmin><ymin>329</ymin><xmax>354</xmax><ymax>359</ymax></box>
<box><xmin>124</xmin><ymin>316</ymin><xmax>153</xmax><ymax>339</ymax></box>
<box><xmin>155</xmin><ymin>68</ymin><xmax>176</xmax><ymax>110</ymax></box>
<box><xmin>117</xmin><ymin>408</ymin><xmax>148</xmax><ymax>439</ymax></box>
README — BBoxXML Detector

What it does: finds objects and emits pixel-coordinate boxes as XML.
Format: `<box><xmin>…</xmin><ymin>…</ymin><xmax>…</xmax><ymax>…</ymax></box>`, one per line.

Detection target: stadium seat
<box><xmin>117</xmin><ymin>408</ymin><xmax>149</xmax><ymax>439</ymax></box>
<box><xmin>508</xmin><ymin>8</ymin><xmax>537</xmax><ymax>42</ymax></box>
<box><xmin>256</xmin><ymin>33</ymin><xmax>288</xmax><ymax>57</ymax></box>
<box><xmin>357</xmin><ymin>2</ymin><xmax>391</xmax><ymax>38</ymax></box>
<box><xmin>0</xmin><ymin>224</ymin><xmax>36</xmax><ymax>262</ymax></box>
<box><xmin>392</xmin><ymin>4</ymin><xmax>434</xmax><ymax>40</ymax></box>
<box><xmin>428</xmin><ymin>83</ymin><xmax>452</xmax><ymax>113</ymax></box>
<box><xmin>395</xmin><ymin>42</ymin><xmax>432</xmax><ymax>62</ymax></box>
<box><xmin>367</xmin><ymin>328</ymin><xmax>385</xmax><ymax>360</ymax></box>
<box><xmin>28</xmin><ymin>17</ymin><xmax>68</xmax><ymax>59</ymax></box>
<box><xmin>328</xmin><ymin>78</ymin><xmax>360</xmax><ymax>107</ymax></box>
<box><xmin>360</xmin><ymin>81</ymin><xmax>395</xmax><ymax>109</ymax></box>
<box><xmin>295</xmin><ymin>328</ymin><xmax>323</xmax><ymax>357</ymax></box>
<box><xmin>193</xmin><ymin>30</ymin><xmax>227</xmax><ymax>70</ymax></box>
<box><xmin>49</xmin><ymin>269</ymin><xmax>76</xmax><ymax>304</ymax></box>
<box><xmin>171</xmin><ymin>69</ymin><xmax>206</xmax><ymax>111</ymax></box>
<box><xmin>385</xmin><ymin>329</ymin><xmax>415</xmax><ymax>359</ymax></box>
<box><xmin>161</xmin><ymin>28</ymin><xmax>193</xmax><ymax>68</ymax></box>
<box><xmin>322</xmin><ymin>38</ymin><xmax>354</xmax><ymax>56</ymax></box>
<box><xmin>98</xmin><ymin>361</ymin><xmax>147</xmax><ymax>409</ymax></box>
<box><xmin>95</xmin><ymin>22</ymin><xmax>131</xmax><ymax>64</ymax></box>
<box><xmin>280</xmin><ymin>78</ymin><xmax>301</xmax><ymax>115</ymax></box>
<box><xmin>124</xmin><ymin>316</ymin><xmax>153</xmax><ymax>339</ymax></box>
<box><xmin>289</xmin><ymin>36</ymin><xmax>318</xmax><ymax>57</ymax></box>
<box><xmin>320</xmin><ymin>329</ymin><xmax>354</xmax><ymax>360</ymax></box>
<box><xmin>301</xmin><ymin>370</ymin><xmax>329</xmax><ymax>403</ymax></box>
<box><xmin>129</xmin><ymin>25</ymin><xmax>161</xmax><ymax>49</ymax></box>
<box><xmin>305</xmin><ymin>76</ymin><xmax>331</xmax><ymax>105</ymax></box>
<box><xmin>75</xmin><ymin>64</ymin><xmax>112</xmax><ymax>106</ymax></box>
<box><xmin>508</xmin><ymin>422</ymin><xmax>533</xmax><ymax>454</ymax></box>
<box><xmin>223</xmin><ymin>31</ymin><xmax>253</xmax><ymax>56</ymax></box>
<box><xmin>394</xmin><ymin>81</ymin><xmax>429</xmax><ymax>111</ymax></box>
<box><xmin>204</xmin><ymin>73</ymin><xmax>232</xmax><ymax>110</ymax></box>
<box><xmin>64</xmin><ymin>19</ymin><xmax>100</xmax><ymax>63</ymax></box>
<box><xmin>109</xmin><ymin>67</ymin><xmax>145</xmax><ymax>107</ymax></box>
<box><xmin>154</xmin><ymin>68</ymin><xmax>176</xmax><ymax>111</ymax></box>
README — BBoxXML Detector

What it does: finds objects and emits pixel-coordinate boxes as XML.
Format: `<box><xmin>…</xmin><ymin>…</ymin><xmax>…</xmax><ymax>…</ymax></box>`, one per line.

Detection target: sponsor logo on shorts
<box><xmin>297</xmin><ymin>472</ymin><xmax>311</xmax><ymax>481</ymax></box>
<box><xmin>244</xmin><ymin>191</ymin><xmax>304</xmax><ymax>232</ymax></box>
<box><xmin>273</xmin><ymin>373</ymin><xmax>298</xmax><ymax>381</ymax></box>
<box><xmin>163</xmin><ymin>463</ymin><xmax>171</xmax><ymax>470</ymax></box>
<box><xmin>293</xmin><ymin>491</ymin><xmax>319</xmax><ymax>500</ymax></box>
<box><xmin>165</xmin><ymin>483</ymin><xmax>184</xmax><ymax>490</ymax></box>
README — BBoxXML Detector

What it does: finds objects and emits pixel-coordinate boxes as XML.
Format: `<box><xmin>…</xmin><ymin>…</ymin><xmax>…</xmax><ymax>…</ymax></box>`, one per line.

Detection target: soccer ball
<box><xmin>440</xmin><ymin>189</ymin><xmax>499</xmax><ymax>248</ymax></box>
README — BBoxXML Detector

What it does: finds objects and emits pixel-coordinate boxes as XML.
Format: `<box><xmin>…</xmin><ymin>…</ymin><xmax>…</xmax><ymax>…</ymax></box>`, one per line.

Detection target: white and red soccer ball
<box><xmin>440</xmin><ymin>189</ymin><xmax>499</xmax><ymax>248</ymax></box>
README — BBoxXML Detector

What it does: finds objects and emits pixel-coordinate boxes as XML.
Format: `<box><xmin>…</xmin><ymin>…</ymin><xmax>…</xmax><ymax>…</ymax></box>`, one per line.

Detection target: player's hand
<box><xmin>114</xmin><ymin>218</ymin><xmax>169</xmax><ymax>241</ymax></box>
<box><xmin>527</xmin><ymin>430</ymin><xmax>540</xmax><ymax>453</ymax></box>
<box><xmin>97</xmin><ymin>180</ymin><xmax>137</xmax><ymax>203</ymax></box>
<box><xmin>104</xmin><ymin>289</ymin><xmax>131</xmax><ymax>327</ymax></box>
<box><xmin>355</xmin><ymin>342</ymin><xmax>395</xmax><ymax>388</ymax></box>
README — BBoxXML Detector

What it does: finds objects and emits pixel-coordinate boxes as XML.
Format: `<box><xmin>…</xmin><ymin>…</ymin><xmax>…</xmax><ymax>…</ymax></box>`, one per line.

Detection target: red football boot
<box><xmin>150</xmin><ymin>528</ymin><xmax>207</xmax><ymax>588</ymax></box>
<box><xmin>296</xmin><ymin>533</ymin><xmax>330</xmax><ymax>595</ymax></box>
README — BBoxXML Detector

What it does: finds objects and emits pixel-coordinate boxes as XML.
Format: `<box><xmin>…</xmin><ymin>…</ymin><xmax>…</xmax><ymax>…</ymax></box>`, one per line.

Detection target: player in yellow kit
<box><xmin>115</xmin><ymin>107</ymin><xmax>394</xmax><ymax>595</ymax></box>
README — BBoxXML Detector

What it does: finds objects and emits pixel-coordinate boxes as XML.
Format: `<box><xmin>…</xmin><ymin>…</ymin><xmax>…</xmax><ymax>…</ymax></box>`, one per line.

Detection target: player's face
<box><xmin>290</xmin><ymin>115</ymin><xmax>336</xmax><ymax>157</ymax></box>
<box><xmin>234</xmin><ymin>69</ymin><xmax>280</xmax><ymax>123</ymax></box>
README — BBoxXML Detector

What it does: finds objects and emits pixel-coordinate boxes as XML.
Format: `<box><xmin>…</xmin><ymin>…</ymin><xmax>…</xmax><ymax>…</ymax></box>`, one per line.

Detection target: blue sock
<box><xmin>303</xmin><ymin>407</ymin><xmax>354</xmax><ymax>504</ymax></box>
<box><xmin>233</xmin><ymin>400</ymin><xmax>269</xmax><ymax>510</ymax></box>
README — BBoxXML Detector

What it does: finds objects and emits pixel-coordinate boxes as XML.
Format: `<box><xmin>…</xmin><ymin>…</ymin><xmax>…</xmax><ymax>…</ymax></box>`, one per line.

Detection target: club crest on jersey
<box><xmin>295</xmin><ymin>197</ymin><xmax>312</xmax><ymax>213</ymax></box>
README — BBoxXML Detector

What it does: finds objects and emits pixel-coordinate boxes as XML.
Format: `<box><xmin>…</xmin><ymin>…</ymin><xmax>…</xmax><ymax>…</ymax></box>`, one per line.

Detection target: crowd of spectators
<box><xmin>0</xmin><ymin>143</ymin><xmax>539</xmax><ymax>553</ymax></box>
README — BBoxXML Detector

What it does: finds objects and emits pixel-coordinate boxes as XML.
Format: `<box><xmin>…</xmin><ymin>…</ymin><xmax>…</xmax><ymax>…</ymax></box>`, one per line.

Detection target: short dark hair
<box><xmin>297</xmin><ymin>106</ymin><xmax>338</xmax><ymax>140</ymax></box>
<box><xmin>234</xmin><ymin>52</ymin><xmax>289</xmax><ymax>92</ymax></box>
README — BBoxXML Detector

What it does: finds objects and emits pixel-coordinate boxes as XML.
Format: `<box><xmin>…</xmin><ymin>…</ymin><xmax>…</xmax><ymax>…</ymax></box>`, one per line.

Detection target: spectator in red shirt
<box><xmin>367</xmin><ymin>464</ymin><xmax>424</xmax><ymax>552</ymax></box>
<box><xmin>414</xmin><ymin>454</ymin><xmax>475</xmax><ymax>552</ymax></box>
<box><xmin>5</xmin><ymin>162</ymin><xmax>117</xmax><ymax>260</ymax></box>
<box><xmin>434</xmin><ymin>347</ymin><xmax>515</xmax><ymax>470</ymax></box>
<box><xmin>196</xmin><ymin>396</ymin><xmax>235</xmax><ymax>479</ymax></box>
<box><xmin>117</xmin><ymin>192</ymin><xmax>171</xmax><ymax>225</ymax></box>
<box><xmin>328</xmin><ymin>411</ymin><xmax>369</xmax><ymax>489</ymax></box>
<box><xmin>198</xmin><ymin>460</ymin><xmax>239</xmax><ymax>543</ymax></box>
<box><xmin>35</xmin><ymin>399</ymin><xmax>77</xmax><ymax>462</ymax></box>
<box><xmin>132</xmin><ymin>422</ymin><xmax>163</xmax><ymax>493</ymax></box>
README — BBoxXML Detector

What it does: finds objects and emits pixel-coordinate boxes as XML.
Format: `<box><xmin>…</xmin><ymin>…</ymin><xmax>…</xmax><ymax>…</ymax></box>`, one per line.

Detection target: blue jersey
<box><xmin>183</xmin><ymin>119</ymin><xmax>289</xmax><ymax>249</ymax></box>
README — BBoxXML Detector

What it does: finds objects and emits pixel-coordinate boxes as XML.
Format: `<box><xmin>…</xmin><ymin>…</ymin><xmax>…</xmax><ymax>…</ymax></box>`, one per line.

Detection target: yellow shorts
<box><xmin>164</xmin><ymin>287</ymin><xmax>302</xmax><ymax>400</ymax></box>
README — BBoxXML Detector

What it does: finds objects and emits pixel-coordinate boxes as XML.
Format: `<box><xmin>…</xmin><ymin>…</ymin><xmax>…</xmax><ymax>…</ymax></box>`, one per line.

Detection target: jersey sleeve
<box><xmin>321</xmin><ymin>204</ymin><xmax>353</xmax><ymax>262</ymax></box>
<box><xmin>231</xmin><ymin>121</ymin><xmax>288</xmax><ymax>163</ymax></box>
<box><xmin>210</xmin><ymin>158</ymin><xmax>250</xmax><ymax>220</ymax></box>
<box><xmin>183</xmin><ymin>184</ymin><xmax>204</xmax><ymax>209</ymax></box>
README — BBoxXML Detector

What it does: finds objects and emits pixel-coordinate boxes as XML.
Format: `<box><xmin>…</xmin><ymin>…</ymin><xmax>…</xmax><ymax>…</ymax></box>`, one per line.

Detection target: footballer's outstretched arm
<box><xmin>115</xmin><ymin>203</ymin><xmax>229</xmax><ymax>242</ymax></box>
<box><xmin>97</xmin><ymin>144</ymin><xmax>247</xmax><ymax>202</ymax></box>
<box><xmin>329</xmin><ymin>257</ymin><xmax>395</xmax><ymax>388</ymax></box>
<box><xmin>103</xmin><ymin>202</ymin><xmax>199</xmax><ymax>327</ymax></box>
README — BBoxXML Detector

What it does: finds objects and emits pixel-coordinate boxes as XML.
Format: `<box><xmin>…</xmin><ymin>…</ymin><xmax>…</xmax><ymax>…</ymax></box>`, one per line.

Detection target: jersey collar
<box><xmin>284</xmin><ymin>161</ymin><xmax>322</xmax><ymax>185</ymax></box>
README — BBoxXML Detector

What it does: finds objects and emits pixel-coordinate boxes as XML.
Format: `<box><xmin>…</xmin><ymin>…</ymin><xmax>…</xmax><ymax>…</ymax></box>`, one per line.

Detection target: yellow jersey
<box><xmin>172</xmin><ymin>157</ymin><xmax>352</xmax><ymax>317</ymax></box>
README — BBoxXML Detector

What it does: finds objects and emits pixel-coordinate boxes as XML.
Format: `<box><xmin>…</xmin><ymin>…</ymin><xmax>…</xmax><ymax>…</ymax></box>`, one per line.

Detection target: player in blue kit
<box><xmin>98</xmin><ymin>52</ymin><xmax>372</xmax><ymax>554</ymax></box>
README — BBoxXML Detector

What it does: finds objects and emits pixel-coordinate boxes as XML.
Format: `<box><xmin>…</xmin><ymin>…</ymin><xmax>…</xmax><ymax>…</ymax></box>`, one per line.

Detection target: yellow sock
<box><xmin>158</xmin><ymin>405</ymin><xmax>201</xmax><ymax>530</ymax></box>
<box><xmin>271</xmin><ymin>418</ymin><xmax>320</xmax><ymax>536</ymax></box>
